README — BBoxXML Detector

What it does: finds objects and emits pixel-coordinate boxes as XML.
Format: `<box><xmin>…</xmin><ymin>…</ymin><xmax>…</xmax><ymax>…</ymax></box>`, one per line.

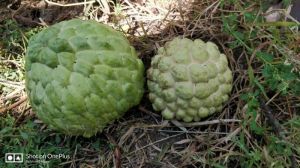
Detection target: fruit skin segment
<box><xmin>25</xmin><ymin>19</ymin><xmax>145</xmax><ymax>137</ymax></box>
<box><xmin>147</xmin><ymin>38</ymin><xmax>233</xmax><ymax>122</ymax></box>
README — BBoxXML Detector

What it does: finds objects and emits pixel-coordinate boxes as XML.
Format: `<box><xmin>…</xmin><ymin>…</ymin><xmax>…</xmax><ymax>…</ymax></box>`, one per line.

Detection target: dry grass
<box><xmin>1</xmin><ymin>0</ymin><xmax>300</xmax><ymax>167</ymax></box>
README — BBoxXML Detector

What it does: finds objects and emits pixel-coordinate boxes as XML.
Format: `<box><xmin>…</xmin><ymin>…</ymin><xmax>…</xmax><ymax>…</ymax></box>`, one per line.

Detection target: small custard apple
<box><xmin>25</xmin><ymin>19</ymin><xmax>144</xmax><ymax>137</ymax></box>
<box><xmin>147</xmin><ymin>38</ymin><xmax>232</xmax><ymax>122</ymax></box>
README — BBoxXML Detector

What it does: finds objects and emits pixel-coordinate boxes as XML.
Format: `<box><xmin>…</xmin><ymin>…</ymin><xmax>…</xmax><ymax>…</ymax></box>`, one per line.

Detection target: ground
<box><xmin>0</xmin><ymin>0</ymin><xmax>300</xmax><ymax>167</ymax></box>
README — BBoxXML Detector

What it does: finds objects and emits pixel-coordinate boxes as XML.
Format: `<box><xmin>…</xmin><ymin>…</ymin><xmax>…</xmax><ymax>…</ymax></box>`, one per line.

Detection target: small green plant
<box><xmin>263</xmin><ymin>64</ymin><xmax>300</xmax><ymax>95</ymax></box>
<box><xmin>0</xmin><ymin>116</ymin><xmax>71</xmax><ymax>167</ymax></box>
<box><xmin>220</xmin><ymin>0</ymin><xmax>299</xmax><ymax>167</ymax></box>
<box><xmin>0</xmin><ymin>115</ymin><xmax>114</xmax><ymax>167</ymax></box>
<box><xmin>222</xmin><ymin>3</ymin><xmax>300</xmax><ymax>96</ymax></box>
<box><xmin>0</xmin><ymin>19</ymin><xmax>41</xmax><ymax>95</ymax></box>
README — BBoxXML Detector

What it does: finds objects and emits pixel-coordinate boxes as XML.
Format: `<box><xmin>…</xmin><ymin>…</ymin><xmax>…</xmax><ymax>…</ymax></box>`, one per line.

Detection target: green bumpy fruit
<box><xmin>147</xmin><ymin>38</ymin><xmax>232</xmax><ymax>122</ymax></box>
<box><xmin>25</xmin><ymin>19</ymin><xmax>144</xmax><ymax>137</ymax></box>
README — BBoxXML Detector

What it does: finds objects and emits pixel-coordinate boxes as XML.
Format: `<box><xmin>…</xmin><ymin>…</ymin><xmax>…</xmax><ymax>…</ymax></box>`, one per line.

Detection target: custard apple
<box><xmin>25</xmin><ymin>19</ymin><xmax>144</xmax><ymax>137</ymax></box>
<box><xmin>147</xmin><ymin>38</ymin><xmax>232</xmax><ymax>122</ymax></box>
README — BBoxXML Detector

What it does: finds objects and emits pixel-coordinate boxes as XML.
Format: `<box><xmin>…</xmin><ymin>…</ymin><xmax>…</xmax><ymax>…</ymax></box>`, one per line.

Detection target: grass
<box><xmin>1</xmin><ymin>0</ymin><xmax>300</xmax><ymax>167</ymax></box>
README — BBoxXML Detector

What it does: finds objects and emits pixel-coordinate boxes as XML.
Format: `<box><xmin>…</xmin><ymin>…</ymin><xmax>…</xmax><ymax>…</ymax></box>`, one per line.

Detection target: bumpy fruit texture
<box><xmin>147</xmin><ymin>38</ymin><xmax>232</xmax><ymax>122</ymax></box>
<box><xmin>25</xmin><ymin>19</ymin><xmax>144</xmax><ymax>137</ymax></box>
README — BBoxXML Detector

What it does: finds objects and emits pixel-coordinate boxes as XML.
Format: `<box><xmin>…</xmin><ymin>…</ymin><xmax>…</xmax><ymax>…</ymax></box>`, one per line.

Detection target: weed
<box><xmin>0</xmin><ymin>115</ymin><xmax>115</xmax><ymax>167</ymax></box>
<box><xmin>0</xmin><ymin>19</ymin><xmax>41</xmax><ymax>98</ymax></box>
<box><xmin>220</xmin><ymin>0</ymin><xmax>299</xmax><ymax>167</ymax></box>
<box><xmin>0</xmin><ymin>0</ymin><xmax>299</xmax><ymax>167</ymax></box>
<box><xmin>0</xmin><ymin>115</ymin><xmax>70</xmax><ymax>167</ymax></box>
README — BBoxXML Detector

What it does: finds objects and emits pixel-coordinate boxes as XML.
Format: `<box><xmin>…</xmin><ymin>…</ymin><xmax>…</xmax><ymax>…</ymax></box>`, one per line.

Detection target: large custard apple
<box><xmin>147</xmin><ymin>38</ymin><xmax>232</xmax><ymax>122</ymax></box>
<box><xmin>25</xmin><ymin>19</ymin><xmax>144</xmax><ymax>137</ymax></box>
